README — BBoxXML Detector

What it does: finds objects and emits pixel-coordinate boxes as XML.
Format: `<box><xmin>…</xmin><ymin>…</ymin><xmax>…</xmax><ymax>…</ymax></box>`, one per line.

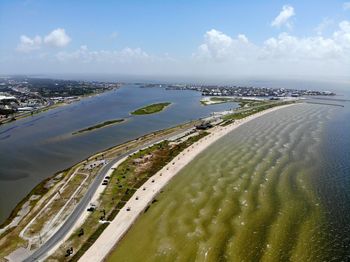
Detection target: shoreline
<box><xmin>19</xmin><ymin>123</ymin><xmax>204</xmax><ymax>261</ymax></box>
<box><xmin>0</xmin><ymin>118</ymin><xmax>200</xmax><ymax>230</ymax></box>
<box><xmin>0</xmin><ymin>88</ymin><xmax>119</xmax><ymax>127</ymax></box>
<box><xmin>0</xmin><ymin>118</ymin><xmax>207</xmax><ymax>261</ymax></box>
<box><xmin>79</xmin><ymin>103</ymin><xmax>296</xmax><ymax>262</ymax></box>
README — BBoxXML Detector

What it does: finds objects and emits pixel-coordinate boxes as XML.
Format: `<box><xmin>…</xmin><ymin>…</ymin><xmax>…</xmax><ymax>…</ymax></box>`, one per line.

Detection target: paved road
<box><xmin>24</xmin><ymin>128</ymin><xmax>193</xmax><ymax>261</ymax></box>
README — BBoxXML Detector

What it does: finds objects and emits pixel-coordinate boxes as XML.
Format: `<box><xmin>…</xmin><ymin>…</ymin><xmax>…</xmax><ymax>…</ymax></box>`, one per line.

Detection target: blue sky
<box><xmin>0</xmin><ymin>0</ymin><xmax>349</xmax><ymax>79</ymax></box>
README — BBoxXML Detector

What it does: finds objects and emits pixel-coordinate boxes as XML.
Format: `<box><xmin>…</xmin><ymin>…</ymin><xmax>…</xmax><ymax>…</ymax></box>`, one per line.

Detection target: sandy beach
<box><xmin>78</xmin><ymin>103</ymin><xmax>295</xmax><ymax>262</ymax></box>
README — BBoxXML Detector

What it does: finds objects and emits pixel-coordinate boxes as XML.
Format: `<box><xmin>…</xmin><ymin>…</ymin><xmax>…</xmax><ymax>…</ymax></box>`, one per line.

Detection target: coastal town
<box><xmin>166</xmin><ymin>84</ymin><xmax>336</xmax><ymax>98</ymax></box>
<box><xmin>1</xmin><ymin>77</ymin><xmax>336</xmax><ymax>125</ymax></box>
<box><xmin>0</xmin><ymin>77</ymin><xmax>121</xmax><ymax>124</ymax></box>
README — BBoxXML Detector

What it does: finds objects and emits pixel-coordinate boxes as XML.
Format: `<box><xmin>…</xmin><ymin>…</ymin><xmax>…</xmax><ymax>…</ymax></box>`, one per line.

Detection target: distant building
<box><xmin>0</xmin><ymin>95</ymin><xmax>19</xmax><ymax>114</ymax></box>
<box><xmin>196</xmin><ymin>122</ymin><xmax>213</xmax><ymax>130</ymax></box>
<box><xmin>0</xmin><ymin>95</ymin><xmax>18</xmax><ymax>104</ymax></box>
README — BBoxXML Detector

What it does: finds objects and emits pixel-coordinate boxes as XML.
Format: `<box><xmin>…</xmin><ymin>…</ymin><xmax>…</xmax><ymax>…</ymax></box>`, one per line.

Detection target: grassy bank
<box><xmin>50</xmin><ymin>131</ymin><xmax>208</xmax><ymax>261</ymax></box>
<box><xmin>1</xmin><ymin>119</ymin><xmax>198</xmax><ymax>229</ymax></box>
<box><xmin>0</xmin><ymin>117</ymin><xmax>201</xmax><ymax>259</ymax></box>
<box><xmin>200</xmin><ymin>97</ymin><xmax>235</xmax><ymax>106</ymax></box>
<box><xmin>222</xmin><ymin>101</ymin><xmax>296</xmax><ymax>122</ymax></box>
<box><xmin>131</xmin><ymin>102</ymin><xmax>171</xmax><ymax>115</ymax></box>
<box><xmin>72</xmin><ymin>119</ymin><xmax>125</xmax><ymax>135</ymax></box>
<box><xmin>200</xmin><ymin>97</ymin><xmax>265</xmax><ymax>106</ymax></box>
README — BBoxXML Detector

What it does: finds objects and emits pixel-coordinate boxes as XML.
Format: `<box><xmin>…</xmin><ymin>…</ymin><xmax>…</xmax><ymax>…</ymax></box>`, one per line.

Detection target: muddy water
<box><xmin>109</xmin><ymin>104</ymin><xmax>350</xmax><ymax>261</ymax></box>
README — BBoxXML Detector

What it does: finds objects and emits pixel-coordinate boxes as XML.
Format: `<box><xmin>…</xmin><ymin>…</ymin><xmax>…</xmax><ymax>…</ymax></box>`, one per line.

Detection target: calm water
<box><xmin>0</xmin><ymin>85</ymin><xmax>238</xmax><ymax>224</ymax></box>
<box><xmin>109</xmin><ymin>102</ymin><xmax>350</xmax><ymax>261</ymax></box>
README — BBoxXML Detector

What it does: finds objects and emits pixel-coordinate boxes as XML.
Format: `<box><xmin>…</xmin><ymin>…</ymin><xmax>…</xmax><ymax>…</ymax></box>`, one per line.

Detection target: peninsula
<box><xmin>0</xmin><ymin>99</ymin><xmax>297</xmax><ymax>261</ymax></box>
<box><xmin>79</xmin><ymin>102</ymin><xmax>297</xmax><ymax>262</ymax></box>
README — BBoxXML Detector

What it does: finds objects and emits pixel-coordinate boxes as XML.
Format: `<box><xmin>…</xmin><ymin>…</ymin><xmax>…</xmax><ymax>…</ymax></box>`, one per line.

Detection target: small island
<box><xmin>131</xmin><ymin>102</ymin><xmax>171</xmax><ymax>115</ymax></box>
<box><xmin>72</xmin><ymin>119</ymin><xmax>125</xmax><ymax>135</ymax></box>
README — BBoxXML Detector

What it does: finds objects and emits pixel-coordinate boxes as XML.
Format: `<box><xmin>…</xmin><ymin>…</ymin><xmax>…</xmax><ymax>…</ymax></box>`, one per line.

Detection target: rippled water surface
<box><xmin>109</xmin><ymin>104</ymin><xmax>350</xmax><ymax>261</ymax></box>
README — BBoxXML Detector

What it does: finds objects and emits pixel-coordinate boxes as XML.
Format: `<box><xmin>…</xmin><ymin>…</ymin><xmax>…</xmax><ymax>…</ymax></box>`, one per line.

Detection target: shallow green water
<box><xmin>108</xmin><ymin>104</ymin><xmax>339</xmax><ymax>262</ymax></box>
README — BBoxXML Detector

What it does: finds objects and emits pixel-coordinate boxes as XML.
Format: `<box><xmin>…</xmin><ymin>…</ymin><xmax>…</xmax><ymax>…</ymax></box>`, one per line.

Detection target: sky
<box><xmin>0</xmin><ymin>0</ymin><xmax>350</xmax><ymax>81</ymax></box>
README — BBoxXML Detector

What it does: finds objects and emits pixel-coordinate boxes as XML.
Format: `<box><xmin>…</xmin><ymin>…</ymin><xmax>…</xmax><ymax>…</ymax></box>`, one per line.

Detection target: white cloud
<box><xmin>193</xmin><ymin>22</ymin><xmax>350</xmax><ymax>76</ymax></box>
<box><xmin>16</xmin><ymin>28</ymin><xmax>71</xmax><ymax>52</ymax></box>
<box><xmin>12</xmin><ymin>21</ymin><xmax>350</xmax><ymax>78</ymax></box>
<box><xmin>193</xmin><ymin>29</ymin><xmax>256</xmax><ymax>62</ymax></box>
<box><xmin>343</xmin><ymin>2</ymin><xmax>350</xmax><ymax>10</ymax></box>
<box><xmin>261</xmin><ymin>33</ymin><xmax>342</xmax><ymax>60</ymax></box>
<box><xmin>195</xmin><ymin>21</ymin><xmax>350</xmax><ymax>63</ymax></box>
<box><xmin>237</xmin><ymin>34</ymin><xmax>249</xmax><ymax>43</ymax></box>
<box><xmin>16</xmin><ymin>35</ymin><xmax>42</xmax><ymax>52</ymax></box>
<box><xmin>44</xmin><ymin>28</ymin><xmax>71</xmax><ymax>47</ymax></box>
<box><xmin>118</xmin><ymin>47</ymin><xmax>149</xmax><ymax>61</ymax></box>
<box><xmin>271</xmin><ymin>5</ymin><xmax>295</xmax><ymax>28</ymax></box>
<box><xmin>333</xmin><ymin>21</ymin><xmax>350</xmax><ymax>48</ymax></box>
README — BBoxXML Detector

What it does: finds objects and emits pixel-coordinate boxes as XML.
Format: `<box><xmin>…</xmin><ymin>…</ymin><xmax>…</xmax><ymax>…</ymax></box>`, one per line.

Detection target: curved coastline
<box><xmin>0</xmin><ymin>119</ymin><xmax>198</xmax><ymax>232</ymax></box>
<box><xmin>79</xmin><ymin>103</ymin><xmax>297</xmax><ymax>262</ymax></box>
<box><xmin>0</xmin><ymin>118</ymin><xmax>204</xmax><ymax>261</ymax></box>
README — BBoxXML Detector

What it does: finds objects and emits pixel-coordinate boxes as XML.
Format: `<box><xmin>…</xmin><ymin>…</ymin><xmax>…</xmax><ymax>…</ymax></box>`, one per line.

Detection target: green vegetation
<box><xmin>51</xmin><ymin>131</ymin><xmax>208</xmax><ymax>261</ymax></box>
<box><xmin>221</xmin><ymin>119</ymin><xmax>235</xmax><ymax>127</ymax></box>
<box><xmin>131</xmin><ymin>102</ymin><xmax>171</xmax><ymax>115</ymax></box>
<box><xmin>0</xmin><ymin>119</ymin><xmax>201</xmax><ymax>259</ymax></box>
<box><xmin>0</xmin><ymin>234</ymin><xmax>27</xmax><ymax>259</ymax></box>
<box><xmin>211</xmin><ymin>97</ymin><xmax>235</xmax><ymax>102</ymax></box>
<box><xmin>200</xmin><ymin>97</ymin><xmax>236</xmax><ymax>105</ymax></box>
<box><xmin>69</xmin><ymin>223</ymin><xmax>109</xmax><ymax>262</ymax></box>
<box><xmin>218</xmin><ymin>100</ymin><xmax>283</xmax><ymax>126</ymax></box>
<box><xmin>237</xmin><ymin>99</ymin><xmax>267</xmax><ymax>108</ymax></box>
<box><xmin>201</xmin><ymin>97</ymin><xmax>267</xmax><ymax>106</ymax></box>
<box><xmin>222</xmin><ymin>101</ymin><xmax>295</xmax><ymax>122</ymax></box>
<box><xmin>72</xmin><ymin>119</ymin><xmax>125</xmax><ymax>135</ymax></box>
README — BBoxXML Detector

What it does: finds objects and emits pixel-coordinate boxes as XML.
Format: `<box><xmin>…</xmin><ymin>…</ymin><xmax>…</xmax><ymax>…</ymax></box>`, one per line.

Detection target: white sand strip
<box><xmin>46</xmin><ymin>132</ymin><xmax>189</xmax><ymax>257</ymax></box>
<box><xmin>79</xmin><ymin>104</ymin><xmax>295</xmax><ymax>262</ymax></box>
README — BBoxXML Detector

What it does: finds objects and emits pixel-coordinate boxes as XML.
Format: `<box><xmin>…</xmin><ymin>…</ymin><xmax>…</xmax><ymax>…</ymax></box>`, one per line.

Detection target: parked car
<box><xmin>87</xmin><ymin>207</ymin><xmax>95</xmax><ymax>212</ymax></box>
